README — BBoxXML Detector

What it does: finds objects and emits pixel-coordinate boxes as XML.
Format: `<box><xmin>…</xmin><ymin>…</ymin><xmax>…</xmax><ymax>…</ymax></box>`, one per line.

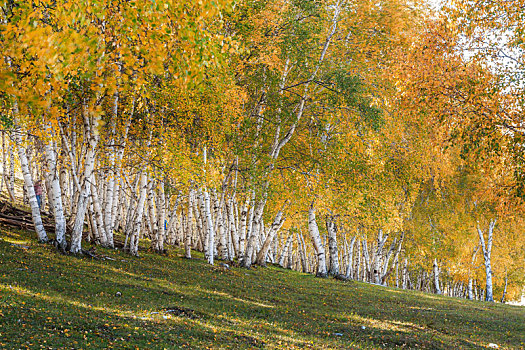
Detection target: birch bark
<box><xmin>326</xmin><ymin>216</ymin><xmax>339</xmax><ymax>276</ymax></box>
<box><xmin>363</xmin><ymin>240</ymin><xmax>371</xmax><ymax>282</ymax></box>
<box><xmin>165</xmin><ymin>195</ymin><xmax>180</xmax><ymax>244</ymax></box>
<box><xmin>43</xmin><ymin>124</ymin><xmax>67</xmax><ymax>250</ymax></box>
<box><xmin>356</xmin><ymin>239</ymin><xmax>361</xmax><ymax>281</ymax></box>
<box><xmin>198</xmin><ymin>190</ymin><xmax>209</xmax><ymax>255</ymax></box>
<box><xmin>477</xmin><ymin>219</ymin><xmax>496</xmax><ymax>302</ymax></box>
<box><xmin>1</xmin><ymin>132</ymin><xmax>5</xmax><ymax>196</ymax></box>
<box><xmin>91</xmin><ymin>175</ymin><xmax>108</xmax><ymax>246</ymax></box>
<box><xmin>13</xmin><ymin>126</ymin><xmax>48</xmax><ymax>242</ymax></box>
<box><xmin>402</xmin><ymin>258</ymin><xmax>409</xmax><ymax>289</ymax></box>
<box><xmin>308</xmin><ymin>206</ymin><xmax>327</xmax><ymax>277</ymax></box>
<box><xmin>381</xmin><ymin>233</ymin><xmax>404</xmax><ymax>285</ymax></box>
<box><xmin>240</xmin><ymin>195</ymin><xmax>259</xmax><ymax>267</ymax></box>
<box><xmin>88</xmin><ymin>203</ymin><xmax>100</xmax><ymax>243</ymax></box>
<box><xmin>147</xmin><ymin>179</ymin><xmax>159</xmax><ymax>250</ymax></box>
<box><xmin>433</xmin><ymin>258</ymin><xmax>441</xmax><ymax>294</ymax></box>
<box><xmin>238</xmin><ymin>196</ymin><xmax>250</xmax><ymax>258</ymax></box>
<box><xmin>192</xmin><ymin>193</ymin><xmax>205</xmax><ymax>250</ymax></box>
<box><xmin>7</xmin><ymin>140</ymin><xmax>15</xmax><ymax>202</ymax></box>
<box><xmin>9</xmin><ymin>88</ymin><xmax>47</xmax><ymax>242</ymax></box>
<box><xmin>215</xmin><ymin>194</ymin><xmax>228</xmax><ymax>260</ymax></box>
<box><xmin>102</xmin><ymin>87</ymin><xmax>119</xmax><ymax>245</ymax></box>
<box><xmin>129</xmin><ymin>172</ymin><xmax>148</xmax><ymax>256</ymax></box>
<box><xmin>157</xmin><ymin>181</ymin><xmax>166</xmax><ymax>252</ymax></box>
<box><xmin>468</xmin><ymin>245</ymin><xmax>480</xmax><ymax>300</ymax></box>
<box><xmin>297</xmin><ymin>230</ymin><xmax>308</xmax><ymax>272</ymax></box>
<box><xmin>373</xmin><ymin>230</ymin><xmax>388</xmax><ymax>284</ymax></box>
<box><xmin>228</xmin><ymin>198</ymin><xmax>239</xmax><ymax>258</ymax></box>
<box><xmin>203</xmin><ymin>191</ymin><xmax>215</xmax><ymax>265</ymax></box>
<box><xmin>345</xmin><ymin>236</ymin><xmax>357</xmax><ymax>279</ymax></box>
<box><xmin>185</xmin><ymin>189</ymin><xmax>194</xmax><ymax>258</ymax></box>
<box><xmin>255</xmin><ymin>209</ymin><xmax>285</xmax><ymax>266</ymax></box>
<box><xmin>278</xmin><ymin>233</ymin><xmax>293</xmax><ymax>267</ymax></box>
<box><xmin>70</xmin><ymin>106</ymin><xmax>99</xmax><ymax>254</ymax></box>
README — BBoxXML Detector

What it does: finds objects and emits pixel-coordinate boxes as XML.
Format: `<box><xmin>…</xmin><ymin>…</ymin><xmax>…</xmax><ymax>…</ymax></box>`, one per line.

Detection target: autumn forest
<box><xmin>1</xmin><ymin>0</ymin><xmax>525</xmax><ymax>325</ymax></box>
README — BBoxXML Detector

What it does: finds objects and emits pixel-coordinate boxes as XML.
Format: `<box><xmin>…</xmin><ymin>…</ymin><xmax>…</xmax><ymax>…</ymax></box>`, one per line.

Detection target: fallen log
<box><xmin>0</xmin><ymin>201</ymin><xmax>56</xmax><ymax>233</ymax></box>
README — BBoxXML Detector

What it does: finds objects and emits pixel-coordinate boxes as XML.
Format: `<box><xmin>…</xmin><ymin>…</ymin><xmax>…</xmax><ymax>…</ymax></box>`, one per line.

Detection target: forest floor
<box><xmin>0</xmin><ymin>226</ymin><xmax>524</xmax><ymax>349</ymax></box>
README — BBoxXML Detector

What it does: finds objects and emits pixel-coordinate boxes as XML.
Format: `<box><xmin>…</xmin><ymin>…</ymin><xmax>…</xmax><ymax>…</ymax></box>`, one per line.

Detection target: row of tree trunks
<box><xmin>1</xmin><ymin>119</ymin><xmax>500</xmax><ymax>302</ymax></box>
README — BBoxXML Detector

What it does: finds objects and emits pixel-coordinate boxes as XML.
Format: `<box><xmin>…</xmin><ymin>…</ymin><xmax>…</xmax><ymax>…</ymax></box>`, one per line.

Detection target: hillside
<box><xmin>2</xmin><ymin>0</ymin><xmax>525</xmax><ymax>323</ymax></box>
<box><xmin>0</xmin><ymin>227</ymin><xmax>523</xmax><ymax>349</ymax></box>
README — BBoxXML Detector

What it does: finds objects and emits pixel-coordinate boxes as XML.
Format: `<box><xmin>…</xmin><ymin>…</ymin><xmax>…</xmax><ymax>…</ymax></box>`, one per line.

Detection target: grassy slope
<box><xmin>0</xmin><ymin>227</ymin><xmax>524</xmax><ymax>349</ymax></box>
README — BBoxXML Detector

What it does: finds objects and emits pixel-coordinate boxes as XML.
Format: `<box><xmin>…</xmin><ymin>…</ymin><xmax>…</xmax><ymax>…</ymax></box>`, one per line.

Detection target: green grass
<box><xmin>0</xmin><ymin>227</ymin><xmax>524</xmax><ymax>349</ymax></box>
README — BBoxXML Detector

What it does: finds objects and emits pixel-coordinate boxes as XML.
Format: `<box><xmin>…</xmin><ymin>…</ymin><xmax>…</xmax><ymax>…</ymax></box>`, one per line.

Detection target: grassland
<box><xmin>0</xmin><ymin>226</ymin><xmax>524</xmax><ymax>349</ymax></box>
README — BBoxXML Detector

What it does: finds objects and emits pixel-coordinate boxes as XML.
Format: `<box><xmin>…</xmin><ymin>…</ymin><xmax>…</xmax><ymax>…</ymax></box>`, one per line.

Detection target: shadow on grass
<box><xmin>1</xmin><ymin>228</ymin><xmax>524</xmax><ymax>349</ymax></box>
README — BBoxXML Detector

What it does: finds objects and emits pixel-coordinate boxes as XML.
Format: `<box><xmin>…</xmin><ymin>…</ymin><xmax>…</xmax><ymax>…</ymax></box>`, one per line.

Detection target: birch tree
<box><xmin>477</xmin><ymin>219</ymin><xmax>496</xmax><ymax>302</ymax></box>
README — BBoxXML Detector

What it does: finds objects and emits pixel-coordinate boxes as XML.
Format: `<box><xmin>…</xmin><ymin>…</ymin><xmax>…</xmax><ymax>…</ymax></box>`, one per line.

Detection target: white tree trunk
<box><xmin>102</xmin><ymin>88</ymin><xmax>119</xmax><ymax>246</ymax></box>
<box><xmin>255</xmin><ymin>209</ymin><xmax>285</xmax><ymax>266</ymax></box>
<box><xmin>13</xmin><ymin>126</ymin><xmax>48</xmax><ymax>242</ymax></box>
<box><xmin>7</xmin><ymin>139</ymin><xmax>15</xmax><ymax>202</ymax></box>
<box><xmin>402</xmin><ymin>258</ymin><xmax>408</xmax><ymax>289</ymax></box>
<box><xmin>103</xmin><ymin>157</ymin><xmax>115</xmax><ymax>247</ymax></box>
<box><xmin>123</xmin><ymin>174</ymin><xmax>139</xmax><ymax>245</ymax></box>
<box><xmin>308</xmin><ymin>206</ymin><xmax>327</xmax><ymax>277</ymax></box>
<box><xmin>242</xmin><ymin>197</ymin><xmax>264</xmax><ymax>268</ymax></box>
<box><xmin>468</xmin><ymin>245</ymin><xmax>479</xmax><ymax>300</ymax></box>
<box><xmin>287</xmin><ymin>240</ymin><xmax>294</xmax><ymax>269</ymax></box>
<box><xmin>165</xmin><ymin>195</ymin><xmax>180</xmax><ymax>244</ymax></box>
<box><xmin>433</xmin><ymin>258</ymin><xmax>441</xmax><ymax>294</ymax></box>
<box><xmin>157</xmin><ymin>181</ymin><xmax>166</xmax><ymax>252</ymax></box>
<box><xmin>43</xmin><ymin>125</ymin><xmax>67</xmax><ymax>250</ymax></box>
<box><xmin>129</xmin><ymin>172</ymin><xmax>148</xmax><ymax>256</ymax></box>
<box><xmin>59</xmin><ymin>168</ymin><xmax>70</xmax><ymax>216</ymax></box>
<box><xmin>297</xmin><ymin>230</ymin><xmax>308</xmax><ymax>272</ymax></box>
<box><xmin>147</xmin><ymin>179</ymin><xmax>159</xmax><ymax>249</ymax></box>
<box><xmin>373</xmin><ymin>230</ymin><xmax>388</xmax><ymax>284</ymax></box>
<box><xmin>477</xmin><ymin>219</ymin><xmax>496</xmax><ymax>302</ymax></box>
<box><xmin>382</xmin><ymin>232</ymin><xmax>404</xmax><ymax>285</ymax></box>
<box><xmin>70</xmin><ymin>109</ymin><xmax>98</xmax><ymax>254</ymax></box>
<box><xmin>395</xmin><ymin>258</ymin><xmax>400</xmax><ymax>288</ymax></box>
<box><xmin>228</xmin><ymin>198</ymin><xmax>239</xmax><ymax>258</ymax></box>
<box><xmin>0</xmin><ymin>132</ymin><xmax>5</xmax><ymax>196</ymax></box>
<box><xmin>363</xmin><ymin>240</ymin><xmax>371</xmax><ymax>282</ymax></box>
<box><xmin>203</xmin><ymin>190</ymin><xmax>215</xmax><ymax>265</ymax></box>
<box><xmin>175</xmin><ymin>212</ymin><xmax>183</xmax><ymax>245</ymax></box>
<box><xmin>185</xmin><ymin>189</ymin><xmax>194</xmax><ymax>258</ymax></box>
<box><xmin>192</xmin><ymin>193</ymin><xmax>205</xmax><ymax>250</ymax></box>
<box><xmin>215</xmin><ymin>194</ymin><xmax>228</xmax><ymax>260</ymax></box>
<box><xmin>356</xmin><ymin>239</ymin><xmax>361</xmax><ymax>280</ymax></box>
<box><xmin>326</xmin><ymin>216</ymin><xmax>339</xmax><ymax>276</ymax></box>
<box><xmin>278</xmin><ymin>233</ymin><xmax>293</xmax><ymax>267</ymax></box>
<box><xmin>90</xmin><ymin>176</ymin><xmax>108</xmax><ymax>246</ymax></box>
<box><xmin>345</xmin><ymin>236</ymin><xmax>357</xmax><ymax>278</ymax></box>
<box><xmin>197</xmin><ymin>190</ymin><xmax>208</xmax><ymax>253</ymax></box>
<box><xmin>238</xmin><ymin>196</ymin><xmax>250</xmax><ymax>256</ymax></box>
